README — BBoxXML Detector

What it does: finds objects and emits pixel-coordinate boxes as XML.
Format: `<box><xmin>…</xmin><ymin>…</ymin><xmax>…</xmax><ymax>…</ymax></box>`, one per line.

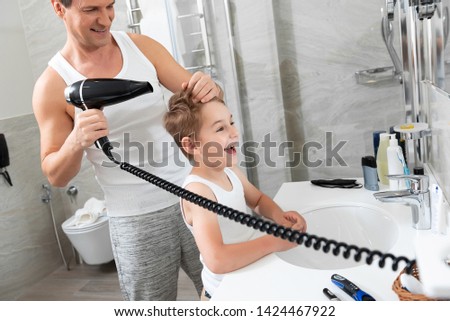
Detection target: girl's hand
<box><xmin>275</xmin><ymin>211</ymin><xmax>307</xmax><ymax>233</ymax></box>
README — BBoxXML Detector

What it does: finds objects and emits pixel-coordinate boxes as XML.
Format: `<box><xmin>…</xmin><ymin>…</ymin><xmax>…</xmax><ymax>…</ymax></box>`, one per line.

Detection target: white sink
<box><xmin>276</xmin><ymin>203</ymin><xmax>399</xmax><ymax>270</ymax></box>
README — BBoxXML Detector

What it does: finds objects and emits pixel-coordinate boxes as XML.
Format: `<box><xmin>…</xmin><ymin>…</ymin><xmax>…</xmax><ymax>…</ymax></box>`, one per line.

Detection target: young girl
<box><xmin>164</xmin><ymin>90</ymin><xmax>307</xmax><ymax>300</ymax></box>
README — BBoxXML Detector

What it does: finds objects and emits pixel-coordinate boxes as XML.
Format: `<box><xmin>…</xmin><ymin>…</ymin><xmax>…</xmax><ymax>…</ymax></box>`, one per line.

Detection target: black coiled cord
<box><xmin>120</xmin><ymin>161</ymin><xmax>416</xmax><ymax>274</ymax></box>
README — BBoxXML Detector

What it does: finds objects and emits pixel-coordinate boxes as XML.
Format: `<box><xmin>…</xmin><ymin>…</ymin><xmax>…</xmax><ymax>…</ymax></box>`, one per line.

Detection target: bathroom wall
<box><xmin>206</xmin><ymin>0</ymin><xmax>406</xmax><ymax>197</ymax></box>
<box><xmin>0</xmin><ymin>114</ymin><xmax>104</xmax><ymax>300</ymax></box>
<box><xmin>0</xmin><ymin>1</ymin><xmax>34</xmax><ymax>119</ymax></box>
<box><xmin>0</xmin><ymin>0</ymin><xmax>127</xmax><ymax>300</ymax></box>
<box><xmin>210</xmin><ymin>0</ymin><xmax>450</xmax><ymax>201</ymax></box>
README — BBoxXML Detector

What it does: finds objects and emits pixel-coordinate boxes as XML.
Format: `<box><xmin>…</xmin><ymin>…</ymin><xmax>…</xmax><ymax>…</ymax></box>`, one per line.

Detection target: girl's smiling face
<box><xmin>194</xmin><ymin>100</ymin><xmax>239</xmax><ymax>169</ymax></box>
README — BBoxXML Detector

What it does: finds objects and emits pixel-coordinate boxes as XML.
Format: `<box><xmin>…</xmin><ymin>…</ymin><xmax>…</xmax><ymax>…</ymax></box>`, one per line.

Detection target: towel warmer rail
<box><xmin>124</xmin><ymin>0</ymin><xmax>213</xmax><ymax>74</ymax></box>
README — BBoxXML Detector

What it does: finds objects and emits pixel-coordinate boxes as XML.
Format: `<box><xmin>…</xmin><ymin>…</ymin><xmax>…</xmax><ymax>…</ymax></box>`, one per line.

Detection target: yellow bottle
<box><xmin>376</xmin><ymin>133</ymin><xmax>390</xmax><ymax>185</ymax></box>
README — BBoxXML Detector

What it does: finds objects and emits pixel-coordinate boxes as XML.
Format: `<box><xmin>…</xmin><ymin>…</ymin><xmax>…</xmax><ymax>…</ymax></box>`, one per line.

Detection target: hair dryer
<box><xmin>64</xmin><ymin>78</ymin><xmax>153</xmax><ymax>160</ymax></box>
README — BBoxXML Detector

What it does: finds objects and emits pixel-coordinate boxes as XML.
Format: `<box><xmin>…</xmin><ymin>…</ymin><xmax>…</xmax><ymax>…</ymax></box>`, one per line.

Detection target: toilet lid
<box><xmin>62</xmin><ymin>214</ymin><xmax>109</xmax><ymax>232</ymax></box>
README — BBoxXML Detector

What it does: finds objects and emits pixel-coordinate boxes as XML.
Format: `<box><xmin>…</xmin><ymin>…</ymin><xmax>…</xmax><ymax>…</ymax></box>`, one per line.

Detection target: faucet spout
<box><xmin>373</xmin><ymin>175</ymin><xmax>432</xmax><ymax>230</ymax></box>
<box><xmin>374</xmin><ymin>190</ymin><xmax>416</xmax><ymax>201</ymax></box>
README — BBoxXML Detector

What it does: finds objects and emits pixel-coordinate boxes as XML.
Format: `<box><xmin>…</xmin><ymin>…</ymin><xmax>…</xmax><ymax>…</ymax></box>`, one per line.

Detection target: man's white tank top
<box><xmin>48</xmin><ymin>31</ymin><xmax>191</xmax><ymax>216</ymax></box>
<box><xmin>181</xmin><ymin>168</ymin><xmax>256</xmax><ymax>297</ymax></box>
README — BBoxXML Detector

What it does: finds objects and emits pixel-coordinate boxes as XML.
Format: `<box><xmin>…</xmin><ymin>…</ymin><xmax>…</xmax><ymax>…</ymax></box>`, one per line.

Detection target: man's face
<box><xmin>62</xmin><ymin>0</ymin><xmax>116</xmax><ymax>49</ymax></box>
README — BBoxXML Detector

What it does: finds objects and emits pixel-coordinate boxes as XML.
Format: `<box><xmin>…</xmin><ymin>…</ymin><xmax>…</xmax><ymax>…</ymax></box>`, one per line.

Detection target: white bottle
<box><xmin>386</xmin><ymin>134</ymin><xmax>406</xmax><ymax>190</ymax></box>
<box><xmin>376</xmin><ymin>133</ymin><xmax>390</xmax><ymax>185</ymax></box>
<box><xmin>431</xmin><ymin>184</ymin><xmax>448</xmax><ymax>235</ymax></box>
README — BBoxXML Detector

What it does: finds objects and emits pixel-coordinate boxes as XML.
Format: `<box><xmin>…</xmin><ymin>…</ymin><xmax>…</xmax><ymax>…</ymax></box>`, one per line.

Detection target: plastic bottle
<box><xmin>376</xmin><ymin>133</ymin><xmax>390</xmax><ymax>185</ymax></box>
<box><xmin>386</xmin><ymin>134</ymin><xmax>406</xmax><ymax>190</ymax></box>
<box><xmin>431</xmin><ymin>184</ymin><xmax>448</xmax><ymax>235</ymax></box>
<box><xmin>372</xmin><ymin>130</ymin><xmax>386</xmax><ymax>159</ymax></box>
<box><xmin>361</xmin><ymin>156</ymin><xmax>379</xmax><ymax>191</ymax></box>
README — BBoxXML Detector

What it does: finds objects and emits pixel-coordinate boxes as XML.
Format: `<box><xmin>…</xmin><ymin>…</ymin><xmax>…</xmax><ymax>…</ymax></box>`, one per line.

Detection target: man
<box><xmin>33</xmin><ymin>0</ymin><xmax>223</xmax><ymax>300</ymax></box>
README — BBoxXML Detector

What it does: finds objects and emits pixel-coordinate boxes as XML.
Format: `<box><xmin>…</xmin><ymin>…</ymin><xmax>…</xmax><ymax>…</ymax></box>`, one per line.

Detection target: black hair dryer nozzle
<box><xmin>64</xmin><ymin>78</ymin><xmax>153</xmax><ymax>160</ymax></box>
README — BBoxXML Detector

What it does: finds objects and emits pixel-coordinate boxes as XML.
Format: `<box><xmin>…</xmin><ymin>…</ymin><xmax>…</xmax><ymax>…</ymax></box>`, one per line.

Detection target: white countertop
<box><xmin>212</xmin><ymin>179</ymin><xmax>425</xmax><ymax>301</ymax></box>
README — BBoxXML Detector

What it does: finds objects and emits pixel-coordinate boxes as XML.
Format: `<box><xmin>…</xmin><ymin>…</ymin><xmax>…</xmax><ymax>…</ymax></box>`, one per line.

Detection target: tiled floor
<box><xmin>16</xmin><ymin>261</ymin><xmax>199</xmax><ymax>301</ymax></box>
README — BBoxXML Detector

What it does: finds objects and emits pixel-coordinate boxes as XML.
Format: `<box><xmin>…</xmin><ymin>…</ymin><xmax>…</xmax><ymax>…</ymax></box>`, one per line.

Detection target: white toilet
<box><xmin>62</xmin><ymin>214</ymin><xmax>114</xmax><ymax>265</ymax></box>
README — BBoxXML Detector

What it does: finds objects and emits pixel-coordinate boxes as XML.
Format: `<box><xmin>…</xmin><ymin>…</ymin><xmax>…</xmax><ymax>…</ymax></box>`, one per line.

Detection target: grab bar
<box><xmin>178</xmin><ymin>13</ymin><xmax>204</xmax><ymax>19</ymax></box>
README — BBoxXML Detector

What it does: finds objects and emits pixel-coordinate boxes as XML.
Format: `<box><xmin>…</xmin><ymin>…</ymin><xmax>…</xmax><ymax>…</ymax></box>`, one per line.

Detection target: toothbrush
<box><xmin>396</xmin><ymin>149</ymin><xmax>410</xmax><ymax>189</ymax></box>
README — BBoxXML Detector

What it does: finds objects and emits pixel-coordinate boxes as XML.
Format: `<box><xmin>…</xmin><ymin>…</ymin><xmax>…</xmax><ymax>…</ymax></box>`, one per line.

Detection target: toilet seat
<box><xmin>62</xmin><ymin>215</ymin><xmax>109</xmax><ymax>233</ymax></box>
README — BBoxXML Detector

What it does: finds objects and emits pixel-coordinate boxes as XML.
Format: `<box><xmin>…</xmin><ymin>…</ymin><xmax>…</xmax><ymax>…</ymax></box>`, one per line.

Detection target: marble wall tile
<box><xmin>0</xmin><ymin>114</ymin><xmax>63</xmax><ymax>299</ymax></box>
<box><xmin>0</xmin><ymin>0</ymin><xmax>34</xmax><ymax>119</ymax></box>
<box><xmin>1</xmin><ymin>0</ymin><xmax>128</xmax><ymax>300</ymax></box>
<box><xmin>277</xmin><ymin>0</ymin><xmax>404</xmax><ymax>180</ymax></box>
<box><xmin>0</xmin><ymin>108</ymin><xmax>105</xmax><ymax>301</ymax></box>
<box><xmin>221</xmin><ymin>0</ymin><xmax>405</xmax><ymax>197</ymax></box>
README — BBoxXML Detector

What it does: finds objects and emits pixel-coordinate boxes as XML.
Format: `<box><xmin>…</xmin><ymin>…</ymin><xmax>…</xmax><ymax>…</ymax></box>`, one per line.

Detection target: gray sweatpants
<box><xmin>108</xmin><ymin>203</ymin><xmax>203</xmax><ymax>300</ymax></box>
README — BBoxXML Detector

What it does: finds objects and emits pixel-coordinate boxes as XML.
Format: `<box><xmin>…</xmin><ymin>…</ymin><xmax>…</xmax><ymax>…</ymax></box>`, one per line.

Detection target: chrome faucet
<box><xmin>373</xmin><ymin>174</ymin><xmax>431</xmax><ymax>230</ymax></box>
